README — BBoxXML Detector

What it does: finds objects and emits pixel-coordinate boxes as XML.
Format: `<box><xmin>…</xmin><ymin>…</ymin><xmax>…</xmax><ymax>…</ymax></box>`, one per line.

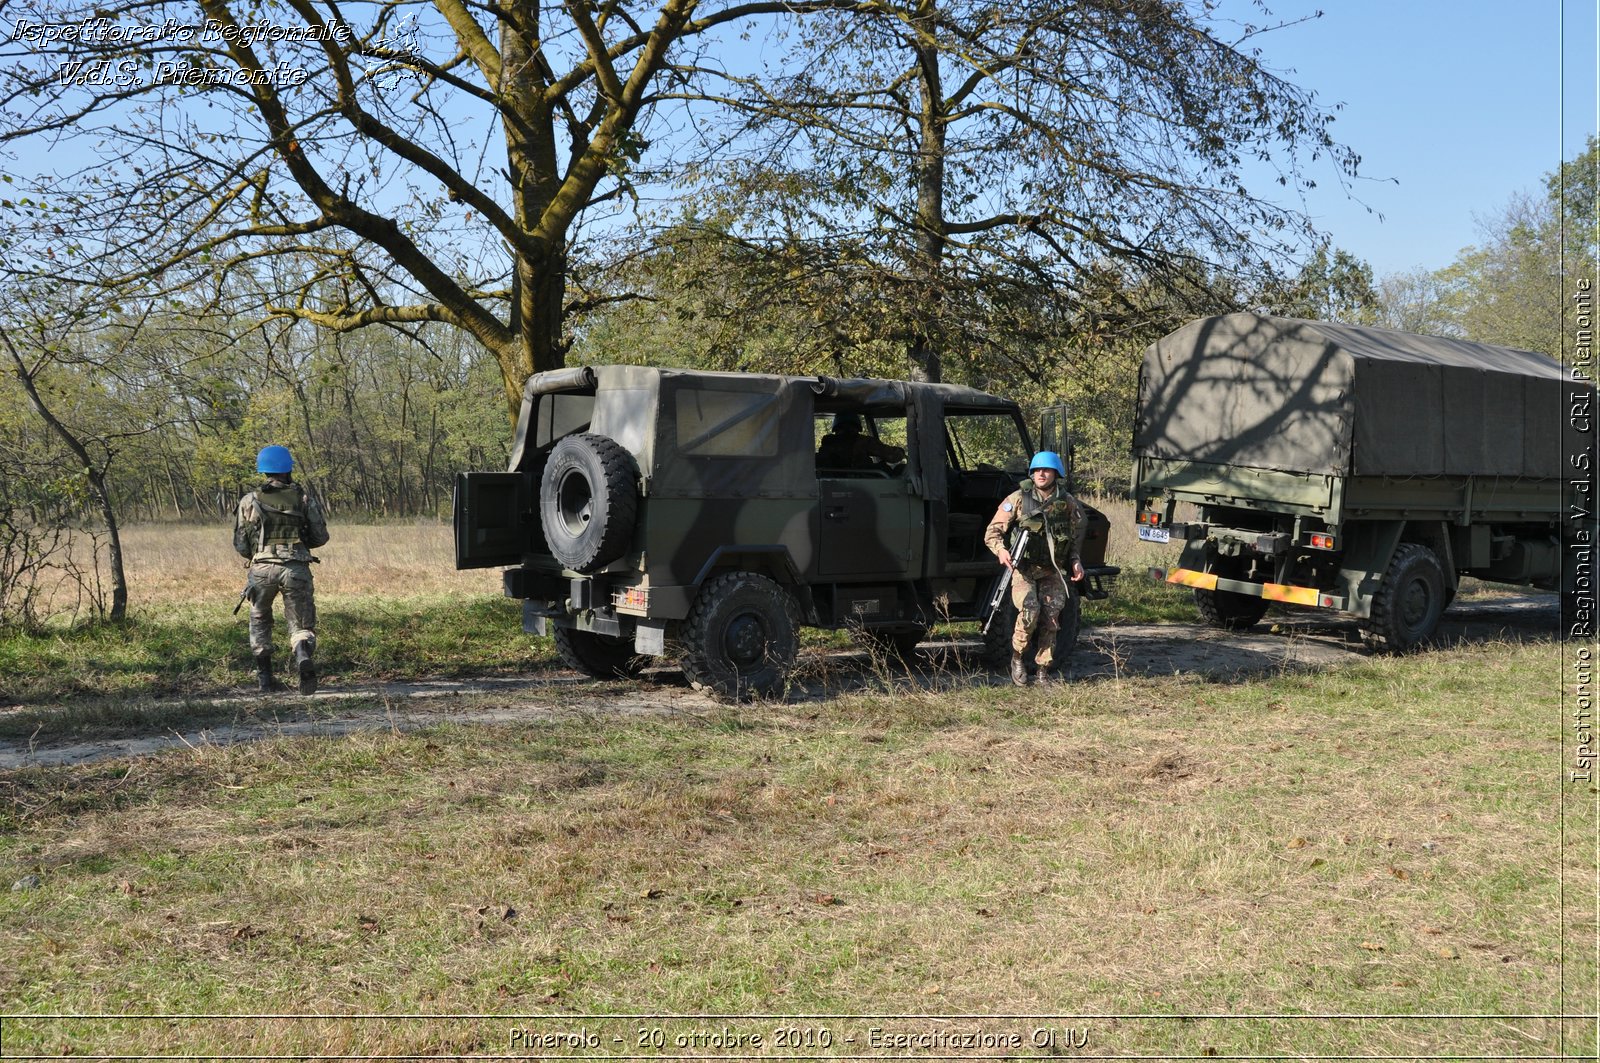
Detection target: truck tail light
<box><xmin>1308</xmin><ymin>532</ymin><xmax>1337</xmax><ymax>551</ymax></box>
<box><xmin>1138</xmin><ymin>510</ymin><xmax>1162</xmax><ymax>526</ymax></box>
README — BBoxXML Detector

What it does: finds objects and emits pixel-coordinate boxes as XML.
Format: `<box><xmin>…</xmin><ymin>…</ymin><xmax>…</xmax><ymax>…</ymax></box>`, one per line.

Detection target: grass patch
<box><xmin>1</xmin><ymin>639</ymin><xmax>1591</xmax><ymax>1057</ymax></box>
<box><xmin>0</xmin><ymin>594</ymin><xmax>553</xmax><ymax>708</ymax></box>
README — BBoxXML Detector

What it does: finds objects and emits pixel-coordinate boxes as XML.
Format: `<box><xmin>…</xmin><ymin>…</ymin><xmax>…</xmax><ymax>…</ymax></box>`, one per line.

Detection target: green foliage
<box><xmin>1261</xmin><ymin>246</ymin><xmax>1380</xmax><ymax>325</ymax></box>
<box><xmin>1433</xmin><ymin>193</ymin><xmax>1562</xmax><ymax>357</ymax></box>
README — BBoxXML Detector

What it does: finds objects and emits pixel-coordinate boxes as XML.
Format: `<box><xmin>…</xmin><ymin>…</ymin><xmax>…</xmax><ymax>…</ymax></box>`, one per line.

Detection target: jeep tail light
<box><xmin>1308</xmin><ymin>532</ymin><xmax>1337</xmax><ymax>551</ymax></box>
<box><xmin>613</xmin><ymin>587</ymin><xmax>649</xmax><ymax>611</ymax></box>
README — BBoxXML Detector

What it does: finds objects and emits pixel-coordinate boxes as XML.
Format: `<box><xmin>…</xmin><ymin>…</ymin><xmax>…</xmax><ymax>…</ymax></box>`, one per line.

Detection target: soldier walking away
<box><xmin>984</xmin><ymin>451</ymin><xmax>1086</xmax><ymax>686</ymax></box>
<box><xmin>234</xmin><ymin>445</ymin><xmax>330</xmax><ymax>693</ymax></box>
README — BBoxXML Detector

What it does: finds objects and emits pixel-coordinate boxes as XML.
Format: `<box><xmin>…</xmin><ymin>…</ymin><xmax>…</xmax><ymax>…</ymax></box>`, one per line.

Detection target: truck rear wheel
<box><xmin>554</xmin><ymin>626</ymin><xmax>646</xmax><ymax>679</ymax></box>
<box><xmin>681</xmin><ymin>572</ymin><xmax>799</xmax><ymax>700</ymax></box>
<box><xmin>1194</xmin><ymin>587</ymin><xmax>1270</xmax><ymax>631</ymax></box>
<box><xmin>539</xmin><ymin>433</ymin><xmax>637</xmax><ymax>573</ymax></box>
<box><xmin>1366</xmin><ymin>542</ymin><xmax>1446</xmax><ymax>652</ymax></box>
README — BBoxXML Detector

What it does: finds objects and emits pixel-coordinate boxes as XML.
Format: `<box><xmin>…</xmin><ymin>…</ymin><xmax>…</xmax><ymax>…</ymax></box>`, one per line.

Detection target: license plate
<box><xmin>1138</xmin><ymin>525</ymin><xmax>1170</xmax><ymax>544</ymax></box>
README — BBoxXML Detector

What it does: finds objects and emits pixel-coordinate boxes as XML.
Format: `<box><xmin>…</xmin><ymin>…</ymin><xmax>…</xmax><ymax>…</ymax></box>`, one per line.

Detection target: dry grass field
<box><xmin>119</xmin><ymin>520</ymin><xmax>501</xmax><ymax>606</ymax></box>
<box><xmin>94</xmin><ymin>496</ymin><xmax>1168</xmax><ymax>611</ymax></box>
<box><xmin>2</xmin><ymin>499</ymin><xmax>1592</xmax><ymax>1058</ymax></box>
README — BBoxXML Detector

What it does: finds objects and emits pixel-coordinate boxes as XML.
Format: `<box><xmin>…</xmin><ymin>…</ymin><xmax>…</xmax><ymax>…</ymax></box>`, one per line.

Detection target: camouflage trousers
<box><xmin>247</xmin><ymin>561</ymin><xmax>317</xmax><ymax>658</ymax></box>
<box><xmin>1010</xmin><ymin>564</ymin><xmax>1068</xmax><ymax>667</ymax></box>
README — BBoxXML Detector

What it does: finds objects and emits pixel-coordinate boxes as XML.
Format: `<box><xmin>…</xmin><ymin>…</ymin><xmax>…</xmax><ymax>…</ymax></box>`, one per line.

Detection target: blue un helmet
<box><xmin>1028</xmin><ymin>451</ymin><xmax>1066</xmax><ymax>477</ymax></box>
<box><xmin>256</xmin><ymin>445</ymin><xmax>294</xmax><ymax>475</ymax></box>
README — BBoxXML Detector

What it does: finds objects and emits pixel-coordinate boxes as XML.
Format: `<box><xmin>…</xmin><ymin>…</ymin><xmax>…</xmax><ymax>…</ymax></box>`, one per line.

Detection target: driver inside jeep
<box><xmin>816</xmin><ymin>412</ymin><xmax>906</xmax><ymax>471</ymax></box>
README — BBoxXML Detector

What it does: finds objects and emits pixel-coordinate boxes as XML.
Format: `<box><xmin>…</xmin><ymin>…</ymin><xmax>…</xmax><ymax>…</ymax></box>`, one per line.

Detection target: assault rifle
<box><xmin>980</xmin><ymin>528</ymin><xmax>1029</xmax><ymax>635</ymax></box>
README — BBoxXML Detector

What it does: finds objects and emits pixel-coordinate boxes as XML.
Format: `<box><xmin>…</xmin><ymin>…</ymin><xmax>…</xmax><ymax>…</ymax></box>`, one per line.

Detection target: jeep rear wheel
<box><xmin>681</xmin><ymin>572</ymin><xmax>798</xmax><ymax>700</ymax></box>
<box><xmin>539</xmin><ymin>433</ymin><xmax>637</xmax><ymax>573</ymax></box>
<box><xmin>554</xmin><ymin>626</ymin><xmax>646</xmax><ymax>679</ymax></box>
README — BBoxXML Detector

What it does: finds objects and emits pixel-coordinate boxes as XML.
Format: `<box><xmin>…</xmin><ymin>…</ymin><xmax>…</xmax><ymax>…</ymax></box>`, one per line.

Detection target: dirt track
<box><xmin>0</xmin><ymin>593</ymin><xmax>1560</xmax><ymax>770</ymax></box>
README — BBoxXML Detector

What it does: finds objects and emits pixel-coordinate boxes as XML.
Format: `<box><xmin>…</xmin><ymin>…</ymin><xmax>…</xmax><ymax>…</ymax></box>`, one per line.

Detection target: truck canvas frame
<box><xmin>1132</xmin><ymin>313</ymin><xmax>1587</xmax><ymax>650</ymax></box>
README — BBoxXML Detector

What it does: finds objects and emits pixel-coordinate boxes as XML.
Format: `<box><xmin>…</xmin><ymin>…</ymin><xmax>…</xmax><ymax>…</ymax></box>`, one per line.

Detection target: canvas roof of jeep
<box><xmin>510</xmin><ymin>364</ymin><xmax>1020</xmax><ymax>465</ymax></box>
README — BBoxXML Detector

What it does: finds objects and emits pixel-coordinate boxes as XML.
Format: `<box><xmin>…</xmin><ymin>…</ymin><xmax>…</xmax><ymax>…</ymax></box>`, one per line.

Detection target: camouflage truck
<box><xmin>1132</xmin><ymin>313</ymin><xmax>1584</xmax><ymax>650</ymax></box>
<box><xmin>454</xmin><ymin>366</ymin><xmax>1119</xmax><ymax>698</ymax></box>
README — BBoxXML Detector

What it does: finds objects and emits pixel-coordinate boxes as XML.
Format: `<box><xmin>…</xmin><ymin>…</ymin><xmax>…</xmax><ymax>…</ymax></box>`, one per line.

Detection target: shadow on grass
<box><xmin>783</xmin><ymin>596</ymin><xmax>1563</xmax><ymax>708</ymax></box>
<box><xmin>0</xmin><ymin>596</ymin><xmax>559</xmax><ymax>706</ymax></box>
<box><xmin>0</xmin><ymin>591</ymin><xmax>1562</xmax><ymax>758</ymax></box>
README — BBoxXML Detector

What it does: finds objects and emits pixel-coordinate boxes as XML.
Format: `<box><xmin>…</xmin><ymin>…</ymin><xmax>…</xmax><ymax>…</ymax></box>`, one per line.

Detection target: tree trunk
<box><xmin>498</xmin><ymin>3</ymin><xmax>565</xmax><ymax>424</ymax></box>
<box><xmin>908</xmin><ymin>1</ymin><xmax>947</xmax><ymax>384</ymax></box>
<box><xmin>1</xmin><ymin>328</ymin><xmax>128</xmax><ymax>622</ymax></box>
<box><xmin>87</xmin><ymin>468</ymin><xmax>128</xmax><ymax>621</ymax></box>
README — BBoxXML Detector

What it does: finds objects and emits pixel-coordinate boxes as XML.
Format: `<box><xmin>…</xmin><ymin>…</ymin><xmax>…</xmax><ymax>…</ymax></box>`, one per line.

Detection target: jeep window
<box><xmin>815</xmin><ymin>413</ymin><xmax>908</xmax><ymax>476</ymax></box>
<box><xmin>534</xmin><ymin>392</ymin><xmax>595</xmax><ymax>449</ymax></box>
<box><xmin>946</xmin><ymin>410</ymin><xmax>1028</xmax><ymax>473</ymax></box>
<box><xmin>676</xmin><ymin>388</ymin><xmax>780</xmax><ymax>457</ymax></box>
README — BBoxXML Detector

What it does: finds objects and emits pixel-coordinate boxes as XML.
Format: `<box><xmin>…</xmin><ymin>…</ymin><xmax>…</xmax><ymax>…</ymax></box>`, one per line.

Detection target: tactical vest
<box><xmin>253</xmin><ymin>482</ymin><xmax>307</xmax><ymax>554</ymax></box>
<box><xmin>1013</xmin><ymin>481</ymin><xmax>1079</xmax><ymax>568</ymax></box>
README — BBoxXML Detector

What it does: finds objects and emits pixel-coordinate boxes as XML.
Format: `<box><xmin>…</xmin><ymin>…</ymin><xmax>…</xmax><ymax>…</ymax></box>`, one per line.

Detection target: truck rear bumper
<box><xmin>1153</xmin><ymin>567</ymin><xmax>1346</xmax><ymax>611</ymax></box>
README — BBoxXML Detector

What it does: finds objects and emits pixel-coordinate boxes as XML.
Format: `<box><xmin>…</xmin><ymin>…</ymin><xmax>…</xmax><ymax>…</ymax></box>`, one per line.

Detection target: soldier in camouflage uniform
<box><xmin>234</xmin><ymin>445</ymin><xmax>330</xmax><ymax>693</ymax></box>
<box><xmin>984</xmin><ymin>451</ymin><xmax>1086</xmax><ymax>686</ymax></box>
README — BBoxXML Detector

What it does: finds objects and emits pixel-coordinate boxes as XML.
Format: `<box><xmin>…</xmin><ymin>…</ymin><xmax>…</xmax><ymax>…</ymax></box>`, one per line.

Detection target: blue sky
<box><xmin>1215</xmin><ymin>0</ymin><xmax>1599</xmax><ymax>278</ymax></box>
<box><xmin>4</xmin><ymin>1</ymin><xmax>1592</xmax><ymax>283</ymax></box>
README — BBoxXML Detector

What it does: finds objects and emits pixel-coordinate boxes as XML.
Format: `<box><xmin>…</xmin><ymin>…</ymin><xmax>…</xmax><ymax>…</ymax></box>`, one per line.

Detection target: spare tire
<box><xmin>539</xmin><ymin>433</ymin><xmax>638</xmax><ymax>573</ymax></box>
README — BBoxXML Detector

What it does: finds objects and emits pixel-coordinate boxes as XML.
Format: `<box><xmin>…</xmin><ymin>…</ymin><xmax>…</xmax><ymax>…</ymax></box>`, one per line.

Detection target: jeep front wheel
<box><xmin>1044</xmin><ymin>594</ymin><xmax>1081</xmax><ymax>672</ymax></box>
<box><xmin>979</xmin><ymin>596</ymin><xmax>1018</xmax><ymax>671</ymax></box>
<box><xmin>681</xmin><ymin>572</ymin><xmax>799</xmax><ymax>700</ymax></box>
<box><xmin>539</xmin><ymin>433</ymin><xmax>637</xmax><ymax>573</ymax></box>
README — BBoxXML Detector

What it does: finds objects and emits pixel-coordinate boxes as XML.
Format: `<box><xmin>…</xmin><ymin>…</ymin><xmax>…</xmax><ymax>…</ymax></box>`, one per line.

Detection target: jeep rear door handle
<box><xmin>824</xmin><ymin>506</ymin><xmax>847</xmax><ymax>520</ymax></box>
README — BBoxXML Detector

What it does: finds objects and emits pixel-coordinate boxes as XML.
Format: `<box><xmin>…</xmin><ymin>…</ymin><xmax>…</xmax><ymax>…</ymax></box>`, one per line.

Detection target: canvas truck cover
<box><xmin>1134</xmin><ymin>313</ymin><xmax>1568</xmax><ymax>479</ymax></box>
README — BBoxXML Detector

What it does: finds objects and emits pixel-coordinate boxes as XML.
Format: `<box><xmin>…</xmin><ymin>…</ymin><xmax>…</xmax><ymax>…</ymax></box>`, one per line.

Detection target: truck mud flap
<box><xmin>1158</xmin><ymin>567</ymin><xmax>1345</xmax><ymax>610</ymax></box>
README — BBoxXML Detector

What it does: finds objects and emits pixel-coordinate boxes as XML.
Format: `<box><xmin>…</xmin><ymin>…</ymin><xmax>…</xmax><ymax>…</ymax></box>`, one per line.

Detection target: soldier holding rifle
<box><xmin>983</xmin><ymin>451</ymin><xmax>1085</xmax><ymax>686</ymax></box>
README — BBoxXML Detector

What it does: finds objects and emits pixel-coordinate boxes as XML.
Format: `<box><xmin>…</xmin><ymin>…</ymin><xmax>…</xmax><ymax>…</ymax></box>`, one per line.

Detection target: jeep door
<box><xmin>814</xmin><ymin>410</ymin><xmax>921</xmax><ymax>579</ymax></box>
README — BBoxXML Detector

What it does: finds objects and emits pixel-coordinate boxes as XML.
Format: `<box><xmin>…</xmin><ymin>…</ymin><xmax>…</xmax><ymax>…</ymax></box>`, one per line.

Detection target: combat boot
<box><xmin>1009</xmin><ymin>653</ymin><xmax>1028</xmax><ymax>687</ymax></box>
<box><xmin>294</xmin><ymin>642</ymin><xmax>318</xmax><ymax>695</ymax></box>
<box><xmin>254</xmin><ymin>652</ymin><xmax>281</xmax><ymax>693</ymax></box>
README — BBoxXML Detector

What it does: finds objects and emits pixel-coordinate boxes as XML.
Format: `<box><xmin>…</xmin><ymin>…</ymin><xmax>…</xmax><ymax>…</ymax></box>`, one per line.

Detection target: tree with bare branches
<box><xmin>1</xmin><ymin>0</ymin><xmax>858</xmax><ymax>419</ymax></box>
<box><xmin>668</xmin><ymin>0</ymin><xmax>1360</xmax><ymax>382</ymax></box>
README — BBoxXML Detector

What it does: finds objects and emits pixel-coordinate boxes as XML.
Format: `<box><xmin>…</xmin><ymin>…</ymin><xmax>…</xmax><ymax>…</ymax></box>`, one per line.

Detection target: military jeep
<box><xmin>454</xmin><ymin>366</ymin><xmax>1118</xmax><ymax>699</ymax></box>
